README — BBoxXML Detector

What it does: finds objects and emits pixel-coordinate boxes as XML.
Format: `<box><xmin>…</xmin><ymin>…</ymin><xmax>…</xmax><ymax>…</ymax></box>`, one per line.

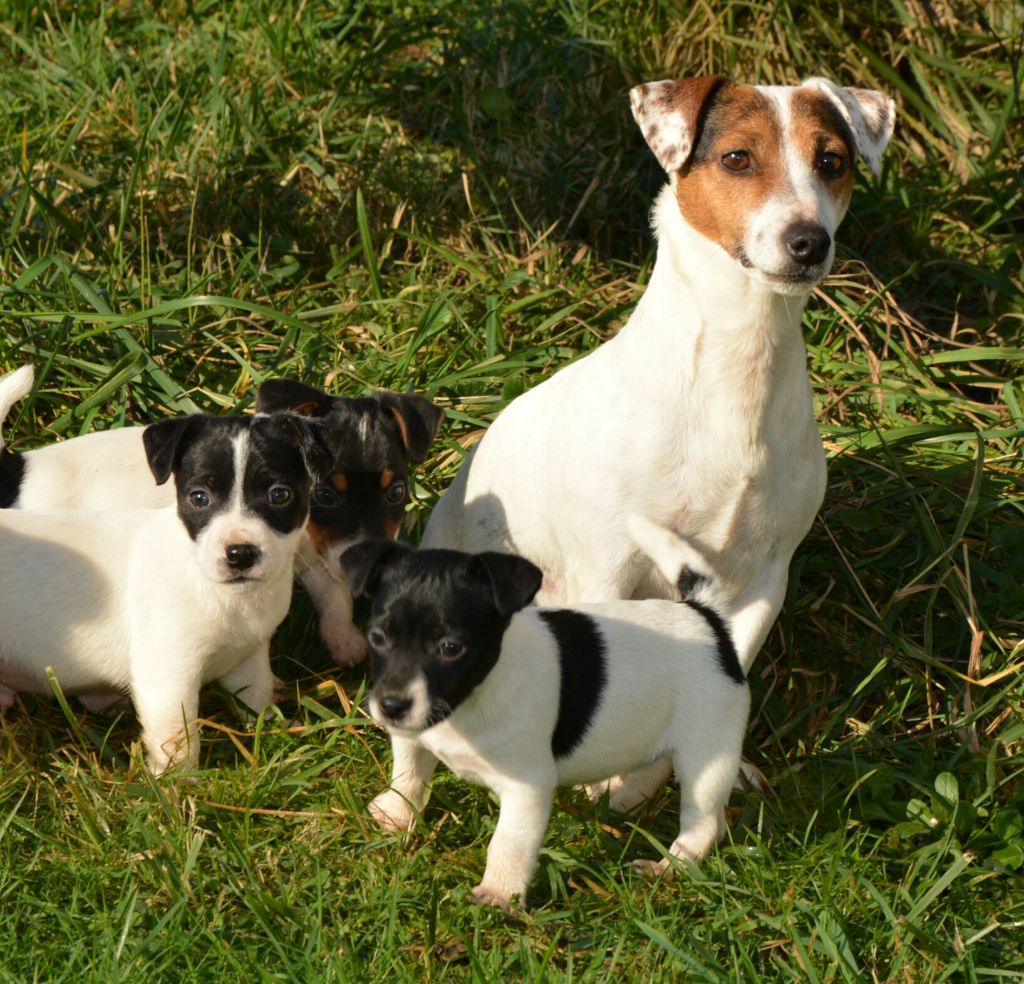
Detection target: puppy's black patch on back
<box><xmin>538</xmin><ymin>609</ymin><xmax>607</xmax><ymax>759</ymax></box>
<box><xmin>0</xmin><ymin>449</ymin><xmax>25</xmax><ymax>508</ymax></box>
<box><xmin>684</xmin><ymin>599</ymin><xmax>744</xmax><ymax>684</ymax></box>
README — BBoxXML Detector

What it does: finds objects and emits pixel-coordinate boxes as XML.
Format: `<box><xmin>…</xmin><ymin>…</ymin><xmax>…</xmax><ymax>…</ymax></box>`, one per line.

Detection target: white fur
<box><xmin>369</xmin><ymin>522</ymin><xmax>749</xmax><ymax>909</ymax></box>
<box><xmin>424</xmin><ymin>78</ymin><xmax>895</xmax><ymax>677</ymax></box>
<box><xmin>0</xmin><ymin>495</ymin><xmax>301</xmax><ymax>775</ymax></box>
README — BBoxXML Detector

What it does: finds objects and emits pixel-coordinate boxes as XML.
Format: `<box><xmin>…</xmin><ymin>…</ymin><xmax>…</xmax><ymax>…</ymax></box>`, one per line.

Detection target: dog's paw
<box><xmin>470</xmin><ymin>884</ymin><xmax>519</xmax><ymax>915</ymax></box>
<box><xmin>735</xmin><ymin>759</ymin><xmax>769</xmax><ymax>794</ymax></box>
<box><xmin>368</xmin><ymin>791</ymin><xmax>416</xmax><ymax>832</ymax></box>
<box><xmin>631</xmin><ymin>857</ymin><xmax>673</xmax><ymax>880</ymax></box>
<box><xmin>321</xmin><ymin>617</ymin><xmax>368</xmax><ymax>667</ymax></box>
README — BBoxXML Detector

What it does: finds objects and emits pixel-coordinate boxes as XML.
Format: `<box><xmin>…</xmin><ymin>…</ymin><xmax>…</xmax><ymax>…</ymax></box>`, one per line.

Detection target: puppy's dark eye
<box><xmin>367</xmin><ymin>627</ymin><xmax>387</xmax><ymax>649</ymax></box>
<box><xmin>313</xmin><ymin>485</ymin><xmax>340</xmax><ymax>507</ymax></box>
<box><xmin>188</xmin><ymin>489</ymin><xmax>210</xmax><ymax>508</ymax></box>
<box><xmin>817</xmin><ymin>151</ymin><xmax>847</xmax><ymax>177</ymax></box>
<box><xmin>384</xmin><ymin>481</ymin><xmax>407</xmax><ymax>505</ymax></box>
<box><xmin>438</xmin><ymin>639</ymin><xmax>464</xmax><ymax>661</ymax></box>
<box><xmin>268</xmin><ymin>485</ymin><xmax>293</xmax><ymax>506</ymax></box>
<box><xmin>721</xmin><ymin>150</ymin><xmax>751</xmax><ymax>172</ymax></box>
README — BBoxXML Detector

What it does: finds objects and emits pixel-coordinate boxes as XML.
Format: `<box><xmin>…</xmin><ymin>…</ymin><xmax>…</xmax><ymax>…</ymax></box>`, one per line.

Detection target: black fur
<box><xmin>342</xmin><ymin>542</ymin><xmax>540</xmax><ymax>730</ymax></box>
<box><xmin>684</xmin><ymin>599</ymin><xmax>745</xmax><ymax>685</ymax></box>
<box><xmin>537</xmin><ymin>609</ymin><xmax>608</xmax><ymax>760</ymax></box>
<box><xmin>143</xmin><ymin>414</ymin><xmax>319</xmax><ymax>542</ymax></box>
<box><xmin>0</xmin><ymin>448</ymin><xmax>25</xmax><ymax>508</ymax></box>
<box><xmin>256</xmin><ymin>380</ymin><xmax>443</xmax><ymax>548</ymax></box>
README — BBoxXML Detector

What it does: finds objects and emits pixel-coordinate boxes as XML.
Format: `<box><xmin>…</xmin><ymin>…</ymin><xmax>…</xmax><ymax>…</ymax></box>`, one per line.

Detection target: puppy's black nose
<box><xmin>378</xmin><ymin>695</ymin><xmax>413</xmax><ymax>721</ymax></box>
<box><xmin>784</xmin><ymin>223</ymin><xmax>831</xmax><ymax>266</ymax></box>
<box><xmin>225</xmin><ymin>543</ymin><xmax>260</xmax><ymax>571</ymax></box>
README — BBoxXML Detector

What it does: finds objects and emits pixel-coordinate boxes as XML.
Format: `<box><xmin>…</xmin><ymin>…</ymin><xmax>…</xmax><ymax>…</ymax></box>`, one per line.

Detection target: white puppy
<box><xmin>342</xmin><ymin>516</ymin><xmax>749</xmax><ymax>911</ymax></box>
<box><xmin>0</xmin><ymin>412</ymin><xmax>327</xmax><ymax>773</ymax></box>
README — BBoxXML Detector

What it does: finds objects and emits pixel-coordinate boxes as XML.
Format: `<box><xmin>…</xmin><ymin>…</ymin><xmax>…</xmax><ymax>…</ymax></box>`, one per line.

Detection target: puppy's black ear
<box><xmin>256</xmin><ymin>379</ymin><xmax>332</xmax><ymax>418</ymax></box>
<box><xmin>377</xmin><ymin>392</ymin><xmax>444</xmax><ymax>463</ymax></box>
<box><xmin>271</xmin><ymin>413</ymin><xmax>334</xmax><ymax>483</ymax></box>
<box><xmin>143</xmin><ymin>416</ymin><xmax>202</xmax><ymax>485</ymax></box>
<box><xmin>473</xmin><ymin>552</ymin><xmax>543</xmax><ymax>617</ymax></box>
<box><xmin>341</xmin><ymin>539</ymin><xmax>406</xmax><ymax>597</ymax></box>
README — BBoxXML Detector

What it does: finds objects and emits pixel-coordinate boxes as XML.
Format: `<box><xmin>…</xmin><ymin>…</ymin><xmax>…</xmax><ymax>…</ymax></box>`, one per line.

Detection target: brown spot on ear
<box><xmin>673</xmin><ymin>84</ymin><xmax>787</xmax><ymax>256</ymax></box>
<box><xmin>383</xmin><ymin>403</ymin><xmax>410</xmax><ymax>453</ymax></box>
<box><xmin>379</xmin><ymin>469</ymin><xmax>395</xmax><ymax>491</ymax></box>
<box><xmin>291</xmin><ymin>401</ymin><xmax>320</xmax><ymax>418</ymax></box>
<box><xmin>330</xmin><ymin>473</ymin><xmax>348</xmax><ymax>493</ymax></box>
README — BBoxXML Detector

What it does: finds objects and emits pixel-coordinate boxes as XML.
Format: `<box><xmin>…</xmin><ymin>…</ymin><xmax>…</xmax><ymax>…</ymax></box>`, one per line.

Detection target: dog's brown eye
<box><xmin>313</xmin><ymin>485</ymin><xmax>340</xmax><ymax>507</ymax></box>
<box><xmin>384</xmin><ymin>481</ymin><xmax>407</xmax><ymax>505</ymax></box>
<box><xmin>817</xmin><ymin>151</ymin><xmax>847</xmax><ymax>177</ymax></box>
<box><xmin>439</xmin><ymin>639</ymin><xmax>464</xmax><ymax>660</ymax></box>
<box><xmin>367</xmin><ymin>627</ymin><xmax>387</xmax><ymax>649</ymax></box>
<box><xmin>188</xmin><ymin>489</ymin><xmax>210</xmax><ymax>508</ymax></box>
<box><xmin>268</xmin><ymin>485</ymin><xmax>292</xmax><ymax>506</ymax></box>
<box><xmin>721</xmin><ymin>150</ymin><xmax>751</xmax><ymax>172</ymax></box>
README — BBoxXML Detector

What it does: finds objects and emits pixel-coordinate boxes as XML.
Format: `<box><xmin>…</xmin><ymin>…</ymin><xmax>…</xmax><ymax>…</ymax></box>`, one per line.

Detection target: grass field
<box><xmin>1</xmin><ymin>0</ymin><xmax>1023</xmax><ymax>980</ymax></box>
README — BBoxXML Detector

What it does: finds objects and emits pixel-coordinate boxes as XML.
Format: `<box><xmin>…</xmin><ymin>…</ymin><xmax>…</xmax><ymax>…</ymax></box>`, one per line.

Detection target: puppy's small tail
<box><xmin>626</xmin><ymin>514</ymin><xmax>717</xmax><ymax>604</ymax></box>
<box><xmin>0</xmin><ymin>364</ymin><xmax>34</xmax><ymax>451</ymax></box>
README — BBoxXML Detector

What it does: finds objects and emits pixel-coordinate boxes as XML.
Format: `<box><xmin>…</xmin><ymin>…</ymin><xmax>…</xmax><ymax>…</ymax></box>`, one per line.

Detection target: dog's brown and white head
<box><xmin>630</xmin><ymin>76</ymin><xmax>895</xmax><ymax>294</ymax></box>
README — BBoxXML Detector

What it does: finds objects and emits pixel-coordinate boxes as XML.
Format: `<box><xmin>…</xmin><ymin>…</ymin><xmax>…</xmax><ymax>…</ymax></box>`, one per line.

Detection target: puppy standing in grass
<box><xmin>0</xmin><ymin>367</ymin><xmax>442</xmax><ymax>668</ymax></box>
<box><xmin>342</xmin><ymin>517</ymin><xmax>749</xmax><ymax>911</ymax></box>
<box><xmin>0</xmin><ymin>412</ymin><xmax>328</xmax><ymax>774</ymax></box>
<box><xmin>424</xmin><ymin>77</ymin><xmax>895</xmax><ymax>689</ymax></box>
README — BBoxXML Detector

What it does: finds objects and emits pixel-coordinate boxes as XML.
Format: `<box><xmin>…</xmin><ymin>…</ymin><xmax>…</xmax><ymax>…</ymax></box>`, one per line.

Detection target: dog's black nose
<box><xmin>378</xmin><ymin>695</ymin><xmax>413</xmax><ymax>721</ymax></box>
<box><xmin>225</xmin><ymin>543</ymin><xmax>260</xmax><ymax>571</ymax></box>
<box><xmin>784</xmin><ymin>223</ymin><xmax>831</xmax><ymax>266</ymax></box>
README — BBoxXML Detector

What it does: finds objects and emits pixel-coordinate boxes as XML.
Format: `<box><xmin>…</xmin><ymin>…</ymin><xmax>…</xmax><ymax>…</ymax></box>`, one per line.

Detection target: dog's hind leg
<box><xmin>589</xmin><ymin>755</ymin><xmax>673</xmax><ymax>813</ymax></box>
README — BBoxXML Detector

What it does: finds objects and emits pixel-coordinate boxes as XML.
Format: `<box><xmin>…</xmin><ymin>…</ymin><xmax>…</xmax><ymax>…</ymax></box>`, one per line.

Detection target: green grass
<box><xmin>2</xmin><ymin>0</ymin><xmax>1023</xmax><ymax>979</ymax></box>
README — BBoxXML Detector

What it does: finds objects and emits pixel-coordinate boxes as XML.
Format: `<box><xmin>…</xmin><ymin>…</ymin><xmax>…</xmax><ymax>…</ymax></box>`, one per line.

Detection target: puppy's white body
<box><xmin>424</xmin><ymin>77</ymin><xmax>895</xmax><ymax>676</ymax></box>
<box><xmin>366</xmin><ymin>519</ymin><xmax>748</xmax><ymax>907</ymax></box>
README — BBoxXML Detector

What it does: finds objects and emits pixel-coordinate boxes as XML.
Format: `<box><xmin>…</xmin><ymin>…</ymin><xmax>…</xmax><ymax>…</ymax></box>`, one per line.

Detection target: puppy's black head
<box><xmin>256</xmin><ymin>379</ymin><xmax>443</xmax><ymax>567</ymax></box>
<box><xmin>143</xmin><ymin>412</ymin><xmax>329</xmax><ymax>583</ymax></box>
<box><xmin>340</xmin><ymin>541</ymin><xmax>542</xmax><ymax>732</ymax></box>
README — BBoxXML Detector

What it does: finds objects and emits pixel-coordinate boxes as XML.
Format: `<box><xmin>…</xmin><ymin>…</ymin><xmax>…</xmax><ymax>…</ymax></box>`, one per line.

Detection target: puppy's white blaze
<box><xmin>229</xmin><ymin>430</ymin><xmax>248</xmax><ymax>516</ymax></box>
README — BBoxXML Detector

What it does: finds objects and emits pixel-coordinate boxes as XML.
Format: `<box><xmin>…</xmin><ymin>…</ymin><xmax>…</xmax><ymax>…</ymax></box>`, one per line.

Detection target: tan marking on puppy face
<box><xmin>330</xmin><ymin>473</ymin><xmax>349</xmax><ymax>493</ymax></box>
<box><xmin>385</xmin><ymin>519</ymin><xmax>402</xmax><ymax>540</ymax></box>
<box><xmin>306</xmin><ymin>517</ymin><xmax>333</xmax><ymax>556</ymax></box>
<box><xmin>380</xmin><ymin>469</ymin><xmax>395</xmax><ymax>491</ymax></box>
<box><xmin>674</xmin><ymin>84</ymin><xmax>788</xmax><ymax>258</ymax></box>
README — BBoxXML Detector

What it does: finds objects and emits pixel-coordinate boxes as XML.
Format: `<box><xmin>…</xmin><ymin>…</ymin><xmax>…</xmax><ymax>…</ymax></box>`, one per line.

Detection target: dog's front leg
<box><xmin>218</xmin><ymin>645</ymin><xmax>275</xmax><ymax>720</ymax></box>
<box><xmin>369</xmin><ymin>733</ymin><xmax>437</xmax><ymax>832</ymax></box>
<box><xmin>473</xmin><ymin>777</ymin><xmax>555</xmax><ymax>912</ymax></box>
<box><xmin>131</xmin><ymin>667</ymin><xmax>202</xmax><ymax>775</ymax></box>
<box><xmin>299</xmin><ymin>560</ymin><xmax>368</xmax><ymax>667</ymax></box>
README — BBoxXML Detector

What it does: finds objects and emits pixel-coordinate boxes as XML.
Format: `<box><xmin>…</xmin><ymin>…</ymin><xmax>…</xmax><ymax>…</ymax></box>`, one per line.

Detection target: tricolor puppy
<box><xmin>423</xmin><ymin>76</ymin><xmax>895</xmax><ymax>674</ymax></box>
<box><xmin>255</xmin><ymin>379</ymin><xmax>443</xmax><ymax>666</ymax></box>
<box><xmin>0</xmin><ymin>411</ymin><xmax>328</xmax><ymax>774</ymax></box>
<box><xmin>0</xmin><ymin>367</ymin><xmax>442</xmax><ymax>668</ymax></box>
<box><xmin>342</xmin><ymin>516</ymin><xmax>749</xmax><ymax>911</ymax></box>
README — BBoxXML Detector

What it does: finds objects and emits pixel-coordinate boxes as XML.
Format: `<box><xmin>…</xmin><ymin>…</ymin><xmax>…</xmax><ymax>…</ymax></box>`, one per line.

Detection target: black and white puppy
<box><xmin>0</xmin><ymin>411</ymin><xmax>329</xmax><ymax>774</ymax></box>
<box><xmin>0</xmin><ymin>366</ymin><xmax>443</xmax><ymax>668</ymax></box>
<box><xmin>341</xmin><ymin>516</ymin><xmax>750</xmax><ymax>911</ymax></box>
<box><xmin>255</xmin><ymin>379</ymin><xmax>443</xmax><ymax>666</ymax></box>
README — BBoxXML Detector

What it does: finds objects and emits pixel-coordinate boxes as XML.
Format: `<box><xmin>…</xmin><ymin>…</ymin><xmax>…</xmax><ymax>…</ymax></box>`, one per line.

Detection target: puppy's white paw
<box><xmin>470</xmin><ymin>884</ymin><xmax>519</xmax><ymax>914</ymax></box>
<box><xmin>321</xmin><ymin>616</ymin><xmax>368</xmax><ymax>667</ymax></box>
<box><xmin>0</xmin><ymin>684</ymin><xmax>17</xmax><ymax>710</ymax></box>
<box><xmin>368</xmin><ymin>790</ymin><xmax>416</xmax><ymax>832</ymax></box>
<box><xmin>631</xmin><ymin>857</ymin><xmax>673</xmax><ymax>880</ymax></box>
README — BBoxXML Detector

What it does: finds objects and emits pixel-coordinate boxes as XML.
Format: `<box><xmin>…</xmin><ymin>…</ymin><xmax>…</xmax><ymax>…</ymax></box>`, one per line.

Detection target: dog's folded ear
<box><xmin>256</xmin><ymin>379</ymin><xmax>332</xmax><ymax>418</ymax></box>
<box><xmin>802</xmin><ymin>78</ymin><xmax>896</xmax><ymax>176</ymax></box>
<box><xmin>472</xmin><ymin>552</ymin><xmax>543</xmax><ymax>617</ymax></box>
<box><xmin>270</xmin><ymin>413</ymin><xmax>334</xmax><ymax>484</ymax></box>
<box><xmin>377</xmin><ymin>392</ymin><xmax>444</xmax><ymax>463</ymax></box>
<box><xmin>341</xmin><ymin>539</ymin><xmax>406</xmax><ymax>597</ymax></box>
<box><xmin>143</xmin><ymin>416</ymin><xmax>202</xmax><ymax>486</ymax></box>
<box><xmin>629</xmin><ymin>76</ymin><xmax>728</xmax><ymax>173</ymax></box>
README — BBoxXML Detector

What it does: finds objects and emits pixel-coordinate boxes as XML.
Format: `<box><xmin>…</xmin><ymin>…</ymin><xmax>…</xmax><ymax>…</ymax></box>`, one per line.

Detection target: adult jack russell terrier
<box><xmin>0</xmin><ymin>366</ymin><xmax>441</xmax><ymax>667</ymax></box>
<box><xmin>0</xmin><ymin>411</ymin><xmax>328</xmax><ymax>773</ymax></box>
<box><xmin>424</xmin><ymin>76</ymin><xmax>895</xmax><ymax>676</ymax></box>
<box><xmin>345</xmin><ymin>516</ymin><xmax>748</xmax><ymax>911</ymax></box>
